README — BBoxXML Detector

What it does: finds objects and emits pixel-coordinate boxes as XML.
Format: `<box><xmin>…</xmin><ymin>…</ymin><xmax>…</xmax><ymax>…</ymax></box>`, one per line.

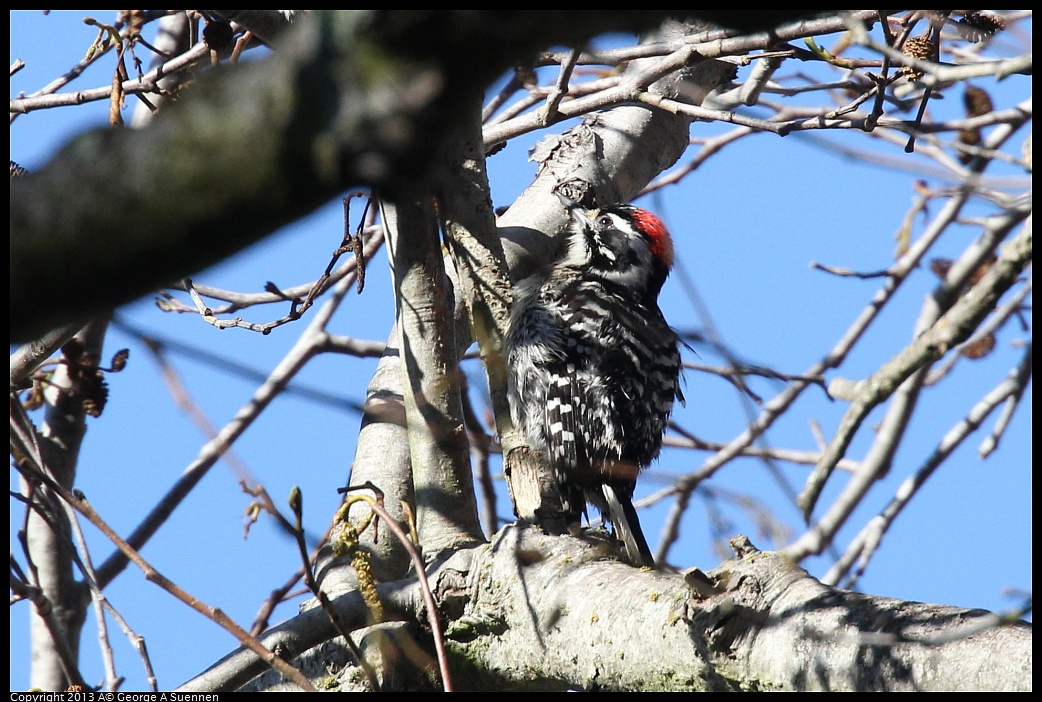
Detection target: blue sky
<box><xmin>11</xmin><ymin>11</ymin><xmax>1032</xmax><ymax>691</ymax></box>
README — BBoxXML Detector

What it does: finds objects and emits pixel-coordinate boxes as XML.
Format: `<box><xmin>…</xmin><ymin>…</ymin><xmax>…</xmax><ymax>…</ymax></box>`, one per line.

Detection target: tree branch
<box><xmin>448</xmin><ymin>528</ymin><xmax>1031</xmax><ymax>691</ymax></box>
<box><xmin>794</xmin><ymin>215</ymin><xmax>1031</xmax><ymax>525</ymax></box>
<box><xmin>384</xmin><ymin>199</ymin><xmax>484</xmax><ymax>551</ymax></box>
<box><xmin>10</xmin><ymin>11</ymin><xmax>827</xmax><ymax>342</ymax></box>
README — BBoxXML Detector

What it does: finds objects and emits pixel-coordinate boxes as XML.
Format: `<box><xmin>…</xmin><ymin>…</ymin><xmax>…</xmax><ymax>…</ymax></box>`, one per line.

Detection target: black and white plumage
<box><xmin>505</xmin><ymin>196</ymin><xmax>683</xmax><ymax>567</ymax></box>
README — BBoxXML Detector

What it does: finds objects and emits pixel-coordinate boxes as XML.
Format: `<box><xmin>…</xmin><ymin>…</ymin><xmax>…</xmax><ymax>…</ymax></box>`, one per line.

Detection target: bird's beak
<box><xmin>555</xmin><ymin>190</ymin><xmax>580</xmax><ymax>209</ymax></box>
<box><xmin>556</xmin><ymin>190</ymin><xmax>595</xmax><ymax>229</ymax></box>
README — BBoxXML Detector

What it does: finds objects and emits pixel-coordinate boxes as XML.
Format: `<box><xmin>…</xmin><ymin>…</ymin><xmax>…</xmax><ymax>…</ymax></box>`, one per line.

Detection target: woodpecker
<box><xmin>505</xmin><ymin>194</ymin><xmax>683</xmax><ymax>567</ymax></box>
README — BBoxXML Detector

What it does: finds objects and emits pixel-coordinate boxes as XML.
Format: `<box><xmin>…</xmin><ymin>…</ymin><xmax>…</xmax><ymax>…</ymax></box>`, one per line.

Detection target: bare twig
<box><xmin>822</xmin><ymin>342</ymin><xmax>1034</xmax><ymax>588</ymax></box>
<box><xmin>10</xmin><ymin>42</ymin><xmax>209</xmax><ymax>114</ymax></box>
<box><xmin>14</xmin><ymin>450</ymin><xmax>317</xmax><ymax>691</ymax></box>
<box><xmin>10</xmin><ymin>324</ymin><xmax>83</xmax><ymax>389</ymax></box>
<box><xmin>158</xmin><ymin>223</ymin><xmax>384</xmax><ymax>330</ymax></box>
<box><xmin>538</xmin><ymin>48</ymin><xmax>580</xmax><ymax>125</ymax></box>
<box><xmin>365</xmin><ymin>499</ymin><xmax>454</xmax><ymax>692</ymax></box>
<box><xmin>95</xmin><ymin>261</ymin><xmax>361</xmax><ymax>588</ymax></box>
<box><xmin>289</xmin><ymin>489</ymin><xmax>382</xmax><ymax>691</ymax></box>
<box><xmin>978</xmin><ymin>340</ymin><xmax>1032</xmax><ymax>458</ymax></box>
<box><xmin>925</xmin><ymin>279</ymin><xmax>1032</xmax><ymax>386</ymax></box>
<box><xmin>793</xmin><ymin>216</ymin><xmax>1031</xmax><ymax>542</ymax></box>
<box><xmin>64</xmin><ymin>499</ymin><xmax>158</xmax><ymax>691</ymax></box>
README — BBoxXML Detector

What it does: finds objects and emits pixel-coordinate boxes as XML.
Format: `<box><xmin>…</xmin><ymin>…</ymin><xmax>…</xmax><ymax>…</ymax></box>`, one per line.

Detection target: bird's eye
<box><xmin>597</xmin><ymin>215</ymin><xmax>613</xmax><ymax>228</ymax></box>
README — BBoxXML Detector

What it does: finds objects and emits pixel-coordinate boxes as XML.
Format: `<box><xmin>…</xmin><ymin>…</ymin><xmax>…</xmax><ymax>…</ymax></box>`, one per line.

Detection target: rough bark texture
<box><xmin>183</xmin><ymin>527</ymin><xmax>1031</xmax><ymax>691</ymax></box>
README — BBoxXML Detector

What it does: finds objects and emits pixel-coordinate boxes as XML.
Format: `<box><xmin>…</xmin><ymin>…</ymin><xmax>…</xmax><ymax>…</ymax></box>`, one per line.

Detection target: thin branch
<box><xmin>484</xmin><ymin>75</ymin><xmax>620</xmax><ymax>129</ymax></box>
<box><xmin>809</xmin><ymin>262</ymin><xmax>892</xmax><ymax>279</ymax></box>
<box><xmin>736</xmin><ymin>53</ymin><xmax>784</xmax><ymax>106</ymax></box>
<box><xmin>10</xmin><ymin>41</ymin><xmax>209</xmax><ymax>114</ymax></box>
<box><xmin>538</xmin><ymin>48</ymin><xmax>580</xmax><ymax>126</ymax></box>
<box><xmin>366</xmin><ymin>498</ymin><xmax>454</xmax><ymax>692</ymax></box>
<box><xmin>642</xmin><ymin>126</ymin><xmax>753</xmax><ymax>194</ymax></box>
<box><xmin>822</xmin><ymin>342</ymin><xmax>1034</xmax><ymax>588</ymax></box>
<box><xmin>14</xmin><ymin>449</ymin><xmax>317</xmax><ymax>692</ymax></box>
<box><xmin>112</xmin><ymin>317</ymin><xmax>378</xmax><ymax>413</ymax></box>
<box><xmin>64</xmin><ymin>497</ymin><xmax>158</xmax><ymax>691</ymax></box>
<box><xmin>10</xmin><ymin>324</ymin><xmax>82</xmax><ymax>389</ymax></box>
<box><xmin>95</xmin><ymin>265</ymin><xmax>360</xmax><ymax>587</ymax></box>
<box><xmin>925</xmin><ymin>279</ymin><xmax>1032</xmax><ymax>386</ymax></box>
<box><xmin>156</xmin><ymin>223</ymin><xmax>384</xmax><ymax>320</ymax></box>
<box><xmin>979</xmin><ymin>339</ymin><xmax>1032</xmax><ymax>459</ymax></box>
<box><xmin>796</xmin><ymin>131</ymin><xmax>1031</xmax><ymax>525</ymax></box>
<box><xmin>462</xmin><ymin>389</ymin><xmax>499</xmax><ymax>539</ymax></box>
<box><xmin>792</xmin><ymin>217</ymin><xmax>1031</xmax><ymax>546</ymax></box>
<box><xmin>842</xmin><ymin>14</ymin><xmax>1032</xmax><ymax>88</ymax></box>
<box><xmin>288</xmin><ymin>490</ymin><xmax>381</xmax><ymax>692</ymax></box>
<box><xmin>482</xmin><ymin>68</ymin><xmax>527</xmax><ymax>123</ymax></box>
<box><xmin>661</xmin><ymin>432</ymin><xmax>861</xmax><ymax>473</ymax></box>
<box><xmin>636</xmin><ymin>92</ymin><xmax>785</xmax><ymax>133</ymax></box>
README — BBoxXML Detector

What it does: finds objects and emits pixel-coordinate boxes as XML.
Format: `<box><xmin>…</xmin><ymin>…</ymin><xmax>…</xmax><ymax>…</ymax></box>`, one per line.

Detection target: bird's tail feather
<box><xmin>601</xmin><ymin>483</ymin><xmax>654</xmax><ymax>567</ymax></box>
